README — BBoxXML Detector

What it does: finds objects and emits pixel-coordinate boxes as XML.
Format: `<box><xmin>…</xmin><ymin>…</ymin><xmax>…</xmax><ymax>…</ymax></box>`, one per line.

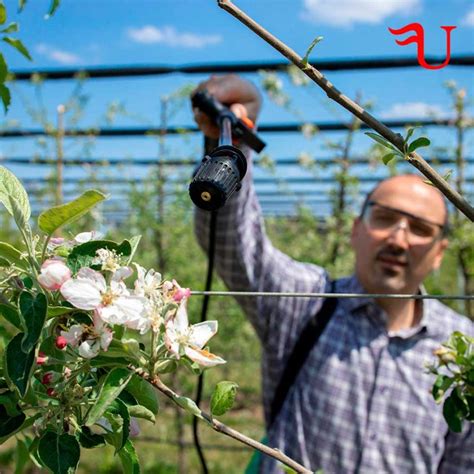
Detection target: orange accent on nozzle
<box><xmin>240</xmin><ymin>116</ymin><xmax>255</xmax><ymax>129</ymax></box>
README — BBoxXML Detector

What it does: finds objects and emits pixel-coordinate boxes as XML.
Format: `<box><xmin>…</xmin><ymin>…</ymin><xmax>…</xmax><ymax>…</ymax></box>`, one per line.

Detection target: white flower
<box><xmin>60</xmin><ymin>324</ymin><xmax>83</xmax><ymax>347</ymax></box>
<box><xmin>73</xmin><ymin>231</ymin><xmax>103</xmax><ymax>244</ymax></box>
<box><xmin>164</xmin><ymin>300</ymin><xmax>225</xmax><ymax>367</ymax></box>
<box><xmin>93</xmin><ymin>248</ymin><xmax>121</xmax><ymax>272</ymax></box>
<box><xmin>60</xmin><ymin>267</ymin><xmax>149</xmax><ymax>333</ymax></box>
<box><xmin>134</xmin><ymin>264</ymin><xmax>162</xmax><ymax>299</ymax></box>
<box><xmin>38</xmin><ymin>259</ymin><xmax>72</xmax><ymax>291</ymax></box>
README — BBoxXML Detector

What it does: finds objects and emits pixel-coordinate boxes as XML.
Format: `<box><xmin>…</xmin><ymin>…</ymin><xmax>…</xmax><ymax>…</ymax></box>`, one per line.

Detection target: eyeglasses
<box><xmin>361</xmin><ymin>201</ymin><xmax>446</xmax><ymax>245</ymax></box>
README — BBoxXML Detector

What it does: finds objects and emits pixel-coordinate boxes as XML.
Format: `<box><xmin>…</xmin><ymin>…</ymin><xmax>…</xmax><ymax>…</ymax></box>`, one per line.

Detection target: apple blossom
<box><xmin>165</xmin><ymin>300</ymin><xmax>225</xmax><ymax>367</ymax></box>
<box><xmin>42</xmin><ymin>373</ymin><xmax>53</xmax><ymax>385</ymax></box>
<box><xmin>60</xmin><ymin>267</ymin><xmax>149</xmax><ymax>333</ymax></box>
<box><xmin>38</xmin><ymin>259</ymin><xmax>72</xmax><ymax>291</ymax></box>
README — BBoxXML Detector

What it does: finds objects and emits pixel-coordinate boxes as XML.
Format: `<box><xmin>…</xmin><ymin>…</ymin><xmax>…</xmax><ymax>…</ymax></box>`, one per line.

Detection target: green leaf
<box><xmin>18</xmin><ymin>1</ymin><xmax>27</xmax><ymax>12</ymax></box>
<box><xmin>210</xmin><ymin>381</ymin><xmax>238</xmax><ymax>416</ymax></box>
<box><xmin>382</xmin><ymin>153</ymin><xmax>397</xmax><ymax>165</ymax></box>
<box><xmin>432</xmin><ymin>374</ymin><xmax>454</xmax><ymax>403</ymax></box>
<box><xmin>118</xmin><ymin>439</ymin><xmax>140</xmax><ymax>474</ymax></box>
<box><xmin>86</xmin><ymin>368</ymin><xmax>133</xmax><ymax>426</ymax></box>
<box><xmin>0</xmin><ymin>241</ymin><xmax>28</xmax><ymax>270</ymax></box>
<box><xmin>3</xmin><ymin>37</ymin><xmax>31</xmax><ymax>61</ymax></box>
<box><xmin>67</xmin><ymin>239</ymin><xmax>131</xmax><ymax>273</ymax></box>
<box><xmin>126</xmin><ymin>235</ymin><xmax>142</xmax><ymax>265</ymax></box>
<box><xmin>0</xmin><ymin>83</ymin><xmax>10</xmax><ymax>113</ymax></box>
<box><xmin>78</xmin><ymin>426</ymin><xmax>105</xmax><ymax>449</ymax></box>
<box><xmin>126</xmin><ymin>375</ymin><xmax>159</xmax><ymax>415</ymax></box>
<box><xmin>404</xmin><ymin>126</ymin><xmax>418</xmax><ymax>143</ymax></box>
<box><xmin>0</xmin><ymin>22</ymin><xmax>18</xmax><ymax>34</ymax></box>
<box><xmin>19</xmin><ymin>292</ymin><xmax>47</xmax><ymax>353</ymax></box>
<box><xmin>38</xmin><ymin>190</ymin><xmax>107</xmax><ymax>236</ymax></box>
<box><xmin>38</xmin><ymin>431</ymin><xmax>80</xmax><ymax>474</ymax></box>
<box><xmin>0</xmin><ymin>390</ymin><xmax>21</xmax><ymax>417</ymax></box>
<box><xmin>0</xmin><ymin>3</ymin><xmax>5</xmax><ymax>24</ymax></box>
<box><xmin>0</xmin><ymin>303</ymin><xmax>22</xmax><ymax>330</ymax></box>
<box><xmin>47</xmin><ymin>306</ymin><xmax>73</xmax><ymax>318</ymax></box>
<box><xmin>128</xmin><ymin>405</ymin><xmax>155</xmax><ymax>424</ymax></box>
<box><xmin>5</xmin><ymin>333</ymin><xmax>35</xmax><ymax>397</ymax></box>
<box><xmin>365</xmin><ymin>132</ymin><xmax>399</xmax><ymax>152</ymax></box>
<box><xmin>0</xmin><ymin>403</ymin><xmax>25</xmax><ymax>438</ymax></box>
<box><xmin>443</xmin><ymin>393</ymin><xmax>463</xmax><ymax>432</ymax></box>
<box><xmin>301</xmin><ymin>36</ymin><xmax>323</xmax><ymax>69</ymax></box>
<box><xmin>173</xmin><ymin>395</ymin><xmax>203</xmax><ymax>419</ymax></box>
<box><xmin>0</xmin><ymin>413</ymin><xmax>40</xmax><ymax>445</ymax></box>
<box><xmin>104</xmin><ymin>399</ymin><xmax>130</xmax><ymax>452</ymax></box>
<box><xmin>47</xmin><ymin>0</ymin><xmax>61</xmax><ymax>16</ymax></box>
<box><xmin>0</xmin><ymin>166</ymin><xmax>31</xmax><ymax>228</ymax></box>
<box><xmin>14</xmin><ymin>437</ymin><xmax>31</xmax><ymax>474</ymax></box>
<box><xmin>407</xmin><ymin>136</ymin><xmax>430</xmax><ymax>154</ymax></box>
<box><xmin>0</xmin><ymin>52</ymin><xmax>7</xmax><ymax>83</ymax></box>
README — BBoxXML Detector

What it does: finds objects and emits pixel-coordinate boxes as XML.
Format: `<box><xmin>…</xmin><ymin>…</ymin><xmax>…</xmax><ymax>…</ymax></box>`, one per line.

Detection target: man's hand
<box><xmin>192</xmin><ymin>74</ymin><xmax>262</xmax><ymax>139</ymax></box>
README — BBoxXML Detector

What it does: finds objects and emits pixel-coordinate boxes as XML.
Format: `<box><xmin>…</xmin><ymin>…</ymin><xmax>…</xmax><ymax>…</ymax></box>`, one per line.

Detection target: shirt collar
<box><xmin>339</xmin><ymin>274</ymin><xmax>431</xmax><ymax>338</ymax></box>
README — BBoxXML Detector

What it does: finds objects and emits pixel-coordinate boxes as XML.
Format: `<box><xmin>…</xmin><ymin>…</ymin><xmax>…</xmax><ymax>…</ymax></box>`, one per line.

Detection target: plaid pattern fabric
<box><xmin>194</xmin><ymin>152</ymin><xmax>474</xmax><ymax>474</ymax></box>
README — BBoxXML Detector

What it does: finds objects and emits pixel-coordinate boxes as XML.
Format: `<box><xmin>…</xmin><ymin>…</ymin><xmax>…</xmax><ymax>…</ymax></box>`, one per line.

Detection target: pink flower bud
<box><xmin>46</xmin><ymin>387</ymin><xmax>56</xmax><ymax>397</ymax></box>
<box><xmin>37</xmin><ymin>352</ymin><xmax>48</xmax><ymax>365</ymax></box>
<box><xmin>173</xmin><ymin>287</ymin><xmax>191</xmax><ymax>302</ymax></box>
<box><xmin>42</xmin><ymin>372</ymin><xmax>54</xmax><ymax>385</ymax></box>
<box><xmin>38</xmin><ymin>259</ymin><xmax>72</xmax><ymax>291</ymax></box>
<box><xmin>55</xmin><ymin>335</ymin><xmax>68</xmax><ymax>350</ymax></box>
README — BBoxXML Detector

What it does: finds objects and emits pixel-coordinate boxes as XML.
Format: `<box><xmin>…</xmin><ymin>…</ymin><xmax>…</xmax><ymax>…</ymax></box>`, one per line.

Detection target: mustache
<box><xmin>376</xmin><ymin>246</ymin><xmax>409</xmax><ymax>262</ymax></box>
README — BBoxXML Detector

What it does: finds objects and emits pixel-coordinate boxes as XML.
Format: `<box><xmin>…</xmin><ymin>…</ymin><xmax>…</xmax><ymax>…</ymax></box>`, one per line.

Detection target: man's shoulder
<box><xmin>426</xmin><ymin>299</ymin><xmax>473</xmax><ymax>341</ymax></box>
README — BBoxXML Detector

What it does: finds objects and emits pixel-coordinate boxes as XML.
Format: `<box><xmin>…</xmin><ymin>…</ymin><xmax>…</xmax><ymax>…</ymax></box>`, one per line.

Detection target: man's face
<box><xmin>351</xmin><ymin>176</ymin><xmax>448</xmax><ymax>294</ymax></box>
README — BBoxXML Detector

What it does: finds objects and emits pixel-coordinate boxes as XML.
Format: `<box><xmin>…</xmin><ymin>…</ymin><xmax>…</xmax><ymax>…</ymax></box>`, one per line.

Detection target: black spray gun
<box><xmin>189</xmin><ymin>90</ymin><xmax>266</xmax><ymax>211</ymax></box>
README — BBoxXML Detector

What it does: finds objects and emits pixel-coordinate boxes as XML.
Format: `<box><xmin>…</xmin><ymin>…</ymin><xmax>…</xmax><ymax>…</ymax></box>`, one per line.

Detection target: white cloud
<box><xmin>127</xmin><ymin>25</ymin><xmax>222</xmax><ymax>48</ymax></box>
<box><xmin>35</xmin><ymin>44</ymin><xmax>81</xmax><ymax>65</ymax></box>
<box><xmin>461</xmin><ymin>8</ymin><xmax>474</xmax><ymax>26</ymax></box>
<box><xmin>301</xmin><ymin>0</ymin><xmax>421</xmax><ymax>27</ymax></box>
<box><xmin>381</xmin><ymin>102</ymin><xmax>446</xmax><ymax>119</ymax></box>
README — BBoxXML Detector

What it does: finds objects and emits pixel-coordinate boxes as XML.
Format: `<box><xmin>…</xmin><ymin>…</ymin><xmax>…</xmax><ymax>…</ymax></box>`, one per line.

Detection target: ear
<box><xmin>432</xmin><ymin>238</ymin><xmax>449</xmax><ymax>270</ymax></box>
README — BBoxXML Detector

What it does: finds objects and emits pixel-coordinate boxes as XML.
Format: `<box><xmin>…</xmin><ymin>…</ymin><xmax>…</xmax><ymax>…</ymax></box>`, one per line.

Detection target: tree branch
<box><xmin>131</xmin><ymin>366</ymin><xmax>312</xmax><ymax>474</ymax></box>
<box><xmin>217</xmin><ymin>0</ymin><xmax>474</xmax><ymax>221</ymax></box>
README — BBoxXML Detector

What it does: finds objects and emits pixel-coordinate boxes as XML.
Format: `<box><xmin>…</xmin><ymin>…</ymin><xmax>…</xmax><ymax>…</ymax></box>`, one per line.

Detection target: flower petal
<box><xmin>61</xmin><ymin>279</ymin><xmax>102</xmax><ymax>310</ymax></box>
<box><xmin>184</xmin><ymin>346</ymin><xmax>226</xmax><ymax>367</ymax></box>
<box><xmin>77</xmin><ymin>268</ymin><xmax>106</xmax><ymax>293</ymax></box>
<box><xmin>78</xmin><ymin>339</ymin><xmax>100</xmax><ymax>359</ymax></box>
<box><xmin>189</xmin><ymin>321</ymin><xmax>218</xmax><ymax>348</ymax></box>
<box><xmin>174</xmin><ymin>300</ymin><xmax>189</xmax><ymax>334</ymax></box>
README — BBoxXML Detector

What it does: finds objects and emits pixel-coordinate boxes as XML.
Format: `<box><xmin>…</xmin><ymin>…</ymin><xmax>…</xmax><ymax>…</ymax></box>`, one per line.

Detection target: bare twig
<box><xmin>217</xmin><ymin>0</ymin><xmax>474</xmax><ymax>221</ymax></box>
<box><xmin>131</xmin><ymin>366</ymin><xmax>312</xmax><ymax>474</ymax></box>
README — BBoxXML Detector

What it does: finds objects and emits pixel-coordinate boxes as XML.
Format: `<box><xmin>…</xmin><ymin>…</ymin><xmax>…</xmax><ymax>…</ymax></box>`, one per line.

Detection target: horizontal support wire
<box><xmin>191</xmin><ymin>291</ymin><xmax>473</xmax><ymax>300</ymax></box>
<box><xmin>2</xmin><ymin>155</ymin><xmax>474</xmax><ymax>166</ymax></box>
<box><xmin>8</xmin><ymin>55</ymin><xmax>474</xmax><ymax>81</ymax></box>
<box><xmin>0</xmin><ymin>118</ymin><xmax>458</xmax><ymax>138</ymax></box>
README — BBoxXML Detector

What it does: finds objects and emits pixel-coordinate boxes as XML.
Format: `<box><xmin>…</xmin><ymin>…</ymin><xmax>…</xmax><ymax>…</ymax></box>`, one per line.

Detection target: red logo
<box><xmin>388</xmin><ymin>23</ymin><xmax>456</xmax><ymax>70</ymax></box>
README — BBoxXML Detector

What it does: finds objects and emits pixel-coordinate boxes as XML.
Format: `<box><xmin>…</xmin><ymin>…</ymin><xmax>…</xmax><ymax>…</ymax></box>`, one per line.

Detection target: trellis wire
<box><xmin>191</xmin><ymin>291</ymin><xmax>474</xmax><ymax>300</ymax></box>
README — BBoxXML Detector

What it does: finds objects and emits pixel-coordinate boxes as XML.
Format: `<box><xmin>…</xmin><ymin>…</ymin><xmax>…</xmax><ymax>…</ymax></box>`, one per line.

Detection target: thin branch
<box><xmin>217</xmin><ymin>0</ymin><xmax>474</xmax><ymax>221</ymax></box>
<box><xmin>131</xmin><ymin>366</ymin><xmax>312</xmax><ymax>474</ymax></box>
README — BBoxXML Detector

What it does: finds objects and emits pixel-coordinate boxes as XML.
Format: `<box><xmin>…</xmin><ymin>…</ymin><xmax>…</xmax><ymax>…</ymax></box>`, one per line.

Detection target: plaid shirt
<box><xmin>194</xmin><ymin>150</ymin><xmax>474</xmax><ymax>474</ymax></box>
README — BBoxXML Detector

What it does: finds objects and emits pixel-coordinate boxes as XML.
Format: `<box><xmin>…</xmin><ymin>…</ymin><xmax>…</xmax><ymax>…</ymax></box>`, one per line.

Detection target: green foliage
<box><xmin>210</xmin><ymin>381</ymin><xmax>238</xmax><ymax>416</ymax></box>
<box><xmin>301</xmin><ymin>36</ymin><xmax>323</xmax><ymax>69</ymax></box>
<box><xmin>5</xmin><ymin>333</ymin><xmax>35</xmax><ymax>396</ymax></box>
<box><xmin>38</xmin><ymin>190</ymin><xmax>107</xmax><ymax>236</ymax></box>
<box><xmin>19</xmin><ymin>291</ymin><xmax>47</xmax><ymax>352</ymax></box>
<box><xmin>429</xmin><ymin>332</ymin><xmax>474</xmax><ymax>432</ymax></box>
<box><xmin>86</xmin><ymin>368</ymin><xmax>133</xmax><ymax>426</ymax></box>
<box><xmin>38</xmin><ymin>431</ymin><xmax>80</xmax><ymax>474</ymax></box>
<box><xmin>0</xmin><ymin>165</ymin><xmax>31</xmax><ymax>229</ymax></box>
<box><xmin>365</xmin><ymin>128</ymin><xmax>431</xmax><ymax>166</ymax></box>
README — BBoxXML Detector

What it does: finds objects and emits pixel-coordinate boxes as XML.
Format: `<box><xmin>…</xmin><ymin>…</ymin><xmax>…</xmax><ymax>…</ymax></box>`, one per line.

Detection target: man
<box><xmin>192</xmin><ymin>74</ymin><xmax>473</xmax><ymax>473</ymax></box>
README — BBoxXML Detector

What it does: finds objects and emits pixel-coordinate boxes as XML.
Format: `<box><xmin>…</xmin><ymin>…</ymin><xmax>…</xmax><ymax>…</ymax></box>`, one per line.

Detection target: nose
<box><xmin>386</xmin><ymin>219</ymin><xmax>410</xmax><ymax>247</ymax></box>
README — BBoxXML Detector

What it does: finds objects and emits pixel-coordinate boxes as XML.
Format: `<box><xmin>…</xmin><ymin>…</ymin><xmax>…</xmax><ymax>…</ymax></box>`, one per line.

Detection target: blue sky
<box><xmin>1</xmin><ymin>0</ymin><xmax>473</xmax><ymax>216</ymax></box>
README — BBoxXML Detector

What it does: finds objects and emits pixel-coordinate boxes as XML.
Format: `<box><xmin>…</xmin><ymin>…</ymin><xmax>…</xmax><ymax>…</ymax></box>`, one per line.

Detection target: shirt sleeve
<box><xmin>438</xmin><ymin>422</ymin><xmax>474</xmax><ymax>473</ymax></box>
<box><xmin>193</xmin><ymin>144</ymin><xmax>327</xmax><ymax>348</ymax></box>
